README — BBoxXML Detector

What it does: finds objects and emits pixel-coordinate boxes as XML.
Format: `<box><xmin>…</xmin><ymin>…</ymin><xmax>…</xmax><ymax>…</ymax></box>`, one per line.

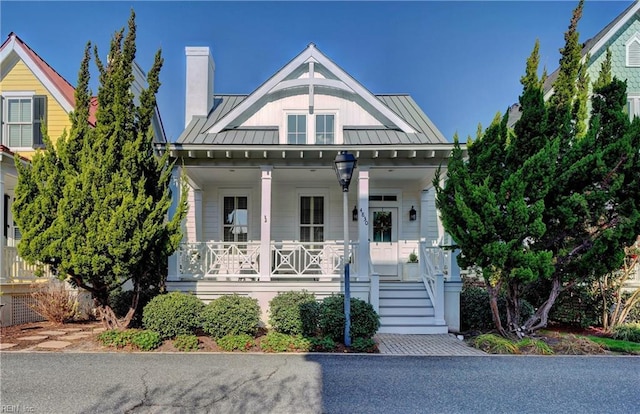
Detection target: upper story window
<box><xmin>626</xmin><ymin>33</ymin><xmax>640</xmax><ymax>67</ymax></box>
<box><xmin>315</xmin><ymin>114</ymin><xmax>334</xmax><ymax>144</ymax></box>
<box><xmin>286</xmin><ymin>113</ymin><xmax>335</xmax><ymax>145</ymax></box>
<box><xmin>287</xmin><ymin>114</ymin><xmax>306</xmax><ymax>144</ymax></box>
<box><xmin>1</xmin><ymin>94</ymin><xmax>47</xmax><ymax>149</ymax></box>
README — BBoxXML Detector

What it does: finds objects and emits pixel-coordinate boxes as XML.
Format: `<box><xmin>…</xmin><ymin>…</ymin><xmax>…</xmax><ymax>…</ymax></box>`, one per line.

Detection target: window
<box><xmin>287</xmin><ymin>114</ymin><xmax>306</xmax><ymax>144</ymax></box>
<box><xmin>315</xmin><ymin>114</ymin><xmax>334</xmax><ymax>144</ymax></box>
<box><xmin>627</xmin><ymin>95</ymin><xmax>640</xmax><ymax>120</ymax></box>
<box><xmin>300</xmin><ymin>196</ymin><xmax>324</xmax><ymax>243</ymax></box>
<box><xmin>1</xmin><ymin>95</ymin><xmax>46</xmax><ymax>149</ymax></box>
<box><xmin>627</xmin><ymin>34</ymin><xmax>640</xmax><ymax>67</ymax></box>
<box><xmin>223</xmin><ymin>196</ymin><xmax>248</xmax><ymax>243</ymax></box>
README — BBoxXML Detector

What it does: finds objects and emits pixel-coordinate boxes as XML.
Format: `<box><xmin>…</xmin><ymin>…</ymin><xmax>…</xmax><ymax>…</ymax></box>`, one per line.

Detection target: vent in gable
<box><xmin>626</xmin><ymin>36</ymin><xmax>640</xmax><ymax>67</ymax></box>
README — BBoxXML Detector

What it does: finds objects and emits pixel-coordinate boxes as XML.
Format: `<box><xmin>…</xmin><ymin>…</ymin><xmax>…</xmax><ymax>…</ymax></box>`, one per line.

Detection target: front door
<box><xmin>369</xmin><ymin>208</ymin><xmax>398</xmax><ymax>279</ymax></box>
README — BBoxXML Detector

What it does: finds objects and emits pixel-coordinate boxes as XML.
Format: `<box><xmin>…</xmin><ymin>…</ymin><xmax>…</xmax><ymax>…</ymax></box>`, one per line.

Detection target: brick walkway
<box><xmin>375</xmin><ymin>334</ymin><xmax>486</xmax><ymax>356</ymax></box>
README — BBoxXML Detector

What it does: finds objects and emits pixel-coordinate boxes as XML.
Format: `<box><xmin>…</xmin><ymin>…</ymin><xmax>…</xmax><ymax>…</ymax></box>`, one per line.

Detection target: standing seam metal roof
<box><xmin>177</xmin><ymin>94</ymin><xmax>448</xmax><ymax>145</ymax></box>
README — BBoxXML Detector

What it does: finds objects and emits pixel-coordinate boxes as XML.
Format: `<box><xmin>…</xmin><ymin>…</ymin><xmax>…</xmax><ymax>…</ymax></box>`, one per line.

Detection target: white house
<box><xmin>161</xmin><ymin>43</ymin><xmax>465</xmax><ymax>334</ymax></box>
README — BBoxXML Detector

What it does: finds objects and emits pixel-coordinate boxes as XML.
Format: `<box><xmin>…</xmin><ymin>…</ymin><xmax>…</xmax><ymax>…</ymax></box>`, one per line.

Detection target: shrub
<box><xmin>29</xmin><ymin>282</ymin><xmax>79</xmax><ymax>324</ymax></box>
<box><xmin>260</xmin><ymin>332</ymin><xmax>311</xmax><ymax>352</ymax></box>
<box><xmin>109</xmin><ymin>287</ymin><xmax>161</xmax><ymax>328</ymax></box>
<box><xmin>472</xmin><ymin>333</ymin><xmax>519</xmax><ymax>354</ymax></box>
<box><xmin>309</xmin><ymin>336</ymin><xmax>336</xmax><ymax>352</ymax></box>
<box><xmin>461</xmin><ymin>285</ymin><xmax>535</xmax><ymax>331</ymax></box>
<box><xmin>217</xmin><ymin>334</ymin><xmax>255</xmax><ymax>352</ymax></box>
<box><xmin>97</xmin><ymin>329</ymin><xmax>161</xmax><ymax>351</ymax></box>
<box><xmin>516</xmin><ymin>338</ymin><xmax>554</xmax><ymax>355</ymax></box>
<box><xmin>553</xmin><ymin>334</ymin><xmax>606</xmax><ymax>355</ymax></box>
<box><xmin>350</xmin><ymin>337</ymin><xmax>377</xmax><ymax>353</ymax></box>
<box><xmin>142</xmin><ymin>292</ymin><xmax>205</xmax><ymax>339</ymax></box>
<box><xmin>97</xmin><ymin>329</ymin><xmax>133</xmax><ymax>348</ymax></box>
<box><xmin>318</xmin><ymin>295</ymin><xmax>380</xmax><ymax>342</ymax></box>
<box><xmin>131</xmin><ymin>330</ymin><xmax>162</xmax><ymax>351</ymax></box>
<box><xmin>269</xmin><ymin>291</ymin><xmax>320</xmax><ymax>336</ymax></box>
<box><xmin>174</xmin><ymin>334</ymin><xmax>200</xmax><ymax>352</ymax></box>
<box><xmin>201</xmin><ymin>294</ymin><xmax>261</xmax><ymax>339</ymax></box>
<box><xmin>611</xmin><ymin>323</ymin><xmax>640</xmax><ymax>343</ymax></box>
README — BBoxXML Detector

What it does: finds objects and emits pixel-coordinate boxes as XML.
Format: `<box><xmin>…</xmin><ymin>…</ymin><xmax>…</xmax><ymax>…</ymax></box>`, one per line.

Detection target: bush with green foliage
<box><xmin>461</xmin><ymin>285</ymin><xmax>535</xmax><ymax>331</ymax></box>
<box><xmin>97</xmin><ymin>329</ymin><xmax>161</xmax><ymax>351</ymax></box>
<box><xmin>350</xmin><ymin>337</ymin><xmax>377</xmax><ymax>353</ymax></box>
<box><xmin>142</xmin><ymin>292</ymin><xmax>205</xmax><ymax>339</ymax></box>
<box><xmin>318</xmin><ymin>295</ymin><xmax>380</xmax><ymax>342</ymax></box>
<box><xmin>260</xmin><ymin>332</ymin><xmax>311</xmax><ymax>352</ymax></box>
<box><xmin>217</xmin><ymin>334</ymin><xmax>255</xmax><ymax>352</ymax></box>
<box><xmin>130</xmin><ymin>330</ymin><xmax>162</xmax><ymax>351</ymax></box>
<box><xmin>201</xmin><ymin>294</ymin><xmax>260</xmax><ymax>339</ymax></box>
<box><xmin>173</xmin><ymin>334</ymin><xmax>200</xmax><ymax>352</ymax></box>
<box><xmin>611</xmin><ymin>323</ymin><xmax>640</xmax><ymax>343</ymax></box>
<box><xmin>309</xmin><ymin>336</ymin><xmax>336</xmax><ymax>352</ymax></box>
<box><xmin>268</xmin><ymin>291</ymin><xmax>320</xmax><ymax>336</ymax></box>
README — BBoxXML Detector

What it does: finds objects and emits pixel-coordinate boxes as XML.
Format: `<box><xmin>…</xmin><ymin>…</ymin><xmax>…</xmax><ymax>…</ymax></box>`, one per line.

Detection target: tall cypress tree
<box><xmin>13</xmin><ymin>10</ymin><xmax>187</xmax><ymax>328</ymax></box>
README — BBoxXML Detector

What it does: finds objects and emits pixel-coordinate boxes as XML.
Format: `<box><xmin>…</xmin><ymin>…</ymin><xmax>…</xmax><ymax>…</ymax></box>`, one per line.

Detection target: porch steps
<box><xmin>377</xmin><ymin>282</ymin><xmax>448</xmax><ymax>334</ymax></box>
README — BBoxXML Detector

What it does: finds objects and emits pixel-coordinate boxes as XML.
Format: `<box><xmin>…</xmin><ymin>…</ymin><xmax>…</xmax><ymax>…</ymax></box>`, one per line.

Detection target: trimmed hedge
<box><xmin>201</xmin><ymin>294</ymin><xmax>261</xmax><ymax>340</ymax></box>
<box><xmin>268</xmin><ymin>291</ymin><xmax>320</xmax><ymax>336</ymax></box>
<box><xmin>318</xmin><ymin>295</ymin><xmax>380</xmax><ymax>342</ymax></box>
<box><xmin>142</xmin><ymin>292</ymin><xmax>205</xmax><ymax>339</ymax></box>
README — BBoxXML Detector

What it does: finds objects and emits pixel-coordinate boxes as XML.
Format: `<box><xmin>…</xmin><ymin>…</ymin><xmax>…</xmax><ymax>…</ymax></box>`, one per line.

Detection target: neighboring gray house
<box><xmin>161</xmin><ymin>43</ymin><xmax>465</xmax><ymax>333</ymax></box>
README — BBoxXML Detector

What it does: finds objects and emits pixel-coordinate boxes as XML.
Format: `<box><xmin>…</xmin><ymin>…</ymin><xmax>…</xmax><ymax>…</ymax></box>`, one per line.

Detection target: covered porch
<box><xmin>165</xmin><ymin>146</ymin><xmax>462</xmax><ymax>332</ymax></box>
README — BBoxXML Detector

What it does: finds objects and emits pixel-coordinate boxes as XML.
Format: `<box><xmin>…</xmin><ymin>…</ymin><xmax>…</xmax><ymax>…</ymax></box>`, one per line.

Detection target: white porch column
<box><xmin>259</xmin><ymin>166</ymin><xmax>272</xmax><ymax>281</ymax></box>
<box><xmin>420</xmin><ymin>188</ymin><xmax>431</xmax><ymax>245</ymax></box>
<box><xmin>0</xmin><ymin>161</ymin><xmax>5</xmax><ymax>283</ymax></box>
<box><xmin>357</xmin><ymin>167</ymin><xmax>370</xmax><ymax>281</ymax></box>
<box><xmin>193</xmin><ymin>189</ymin><xmax>203</xmax><ymax>242</ymax></box>
<box><xmin>167</xmin><ymin>166</ymin><xmax>182</xmax><ymax>282</ymax></box>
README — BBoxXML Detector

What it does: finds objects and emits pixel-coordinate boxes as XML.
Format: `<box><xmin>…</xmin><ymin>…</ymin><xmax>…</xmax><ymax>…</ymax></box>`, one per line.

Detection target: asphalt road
<box><xmin>0</xmin><ymin>353</ymin><xmax>638</xmax><ymax>413</ymax></box>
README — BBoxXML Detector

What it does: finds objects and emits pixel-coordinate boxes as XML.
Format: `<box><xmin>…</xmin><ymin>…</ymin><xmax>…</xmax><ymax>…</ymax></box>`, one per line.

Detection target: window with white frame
<box><xmin>627</xmin><ymin>95</ymin><xmax>640</xmax><ymax>120</ymax></box>
<box><xmin>315</xmin><ymin>114</ymin><xmax>334</xmax><ymax>144</ymax></box>
<box><xmin>223</xmin><ymin>196</ymin><xmax>248</xmax><ymax>243</ymax></box>
<box><xmin>627</xmin><ymin>33</ymin><xmax>640</xmax><ymax>67</ymax></box>
<box><xmin>286</xmin><ymin>113</ymin><xmax>336</xmax><ymax>145</ymax></box>
<box><xmin>287</xmin><ymin>114</ymin><xmax>306</xmax><ymax>144</ymax></box>
<box><xmin>300</xmin><ymin>196</ymin><xmax>324</xmax><ymax>243</ymax></box>
<box><xmin>1</xmin><ymin>94</ymin><xmax>47</xmax><ymax>149</ymax></box>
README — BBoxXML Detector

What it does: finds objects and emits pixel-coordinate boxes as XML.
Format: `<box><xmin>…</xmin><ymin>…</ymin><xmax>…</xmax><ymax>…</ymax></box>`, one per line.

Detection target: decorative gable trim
<box><xmin>206</xmin><ymin>44</ymin><xmax>416</xmax><ymax>135</ymax></box>
<box><xmin>626</xmin><ymin>32</ymin><xmax>640</xmax><ymax>67</ymax></box>
<box><xmin>0</xmin><ymin>35</ymin><xmax>74</xmax><ymax>113</ymax></box>
<box><xmin>588</xmin><ymin>2</ymin><xmax>640</xmax><ymax>59</ymax></box>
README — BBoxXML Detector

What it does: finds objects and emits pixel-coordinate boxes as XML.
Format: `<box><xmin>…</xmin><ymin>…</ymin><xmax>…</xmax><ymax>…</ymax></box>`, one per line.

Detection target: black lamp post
<box><xmin>333</xmin><ymin>150</ymin><xmax>357</xmax><ymax>347</ymax></box>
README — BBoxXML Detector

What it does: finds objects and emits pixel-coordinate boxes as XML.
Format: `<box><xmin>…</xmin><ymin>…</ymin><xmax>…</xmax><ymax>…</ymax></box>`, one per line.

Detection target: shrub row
<box><xmin>140</xmin><ymin>290</ymin><xmax>380</xmax><ymax>347</ymax></box>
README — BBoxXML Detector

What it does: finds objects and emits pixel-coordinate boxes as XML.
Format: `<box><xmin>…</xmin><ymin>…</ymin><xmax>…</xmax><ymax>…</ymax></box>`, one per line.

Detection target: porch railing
<box><xmin>177</xmin><ymin>241</ymin><xmax>357</xmax><ymax>280</ymax></box>
<box><xmin>2</xmin><ymin>247</ymin><xmax>54</xmax><ymax>283</ymax></box>
<box><xmin>419</xmin><ymin>241</ymin><xmax>447</xmax><ymax>325</ymax></box>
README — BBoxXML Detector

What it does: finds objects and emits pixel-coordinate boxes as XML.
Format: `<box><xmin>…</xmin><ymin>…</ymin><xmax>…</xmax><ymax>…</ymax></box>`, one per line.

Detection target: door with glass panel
<box><xmin>369</xmin><ymin>208</ymin><xmax>399</xmax><ymax>279</ymax></box>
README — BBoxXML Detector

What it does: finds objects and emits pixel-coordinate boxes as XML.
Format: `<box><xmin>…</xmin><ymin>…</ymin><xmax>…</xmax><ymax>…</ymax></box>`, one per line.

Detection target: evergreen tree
<box><xmin>13</xmin><ymin>10</ymin><xmax>187</xmax><ymax>329</ymax></box>
<box><xmin>437</xmin><ymin>1</ymin><xmax>640</xmax><ymax>335</ymax></box>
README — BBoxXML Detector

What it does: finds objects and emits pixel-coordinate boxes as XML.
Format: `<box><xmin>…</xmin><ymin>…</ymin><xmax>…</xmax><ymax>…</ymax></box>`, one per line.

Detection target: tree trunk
<box><xmin>486</xmin><ymin>282</ymin><xmax>508</xmax><ymax>337</ymax></box>
<box><xmin>523</xmin><ymin>275</ymin><xmax>562</xmax><ymax>333</ymax></box>
<box><xmin>120</xmin><ymin>281</ymin><xmax>141</xmax><ymax>329</ymax></box>
<box><xmin>505</xmin><ymin>282</ymin><xmax>523</xmax><ymax>338</ymax></box>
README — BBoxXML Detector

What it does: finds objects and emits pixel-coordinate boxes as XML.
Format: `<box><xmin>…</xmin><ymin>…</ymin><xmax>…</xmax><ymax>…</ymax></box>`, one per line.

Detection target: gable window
<box><xmin>300</xmin><ymin>196</ymin><xmax>324</xmax><ymax>243</ymax></box>
<box><xmin>223</xmin><ymin>196</ymin><xmax>248</xmax><ymax>243</ymax></box>
<box><xmin>1</xmin><ymin>95</ymin><xmax>46</xmax><ymax>149</ymax></box>
<box><xmin>287</xmin><ymin>114</ymin><xmax>306</xmax><ymax>144</ymax></box>
<box><xmin>627</xmin><ymin>33</ymin><xmax>640</xmax><ymax>67</ymax></box>
<box><xmin>315</xmin><ymin>114</ymin><xmax>334</xmax><ymax>144</ymax></box>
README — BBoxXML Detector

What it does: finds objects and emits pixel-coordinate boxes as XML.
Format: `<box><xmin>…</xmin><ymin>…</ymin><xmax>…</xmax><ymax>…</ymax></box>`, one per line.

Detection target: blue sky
<box><xmin>1</xmin><ymin>1</ymin><xmax>632</xmax><ymax>142</ymax></box>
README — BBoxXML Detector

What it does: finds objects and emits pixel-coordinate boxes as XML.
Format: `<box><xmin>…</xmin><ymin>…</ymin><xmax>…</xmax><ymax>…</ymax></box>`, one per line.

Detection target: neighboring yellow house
<box><xmin>0</xmin><ymin>32</ymin><xmax>165</xmax><ymax>326</ymax></box>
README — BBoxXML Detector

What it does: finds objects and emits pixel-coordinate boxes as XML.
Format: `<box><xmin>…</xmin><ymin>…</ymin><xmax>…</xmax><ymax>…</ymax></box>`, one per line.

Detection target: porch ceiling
<box><xmin>185</xmin><ymin>164</ymin><xmax>439</xmax><ymax>187</ymax></box>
